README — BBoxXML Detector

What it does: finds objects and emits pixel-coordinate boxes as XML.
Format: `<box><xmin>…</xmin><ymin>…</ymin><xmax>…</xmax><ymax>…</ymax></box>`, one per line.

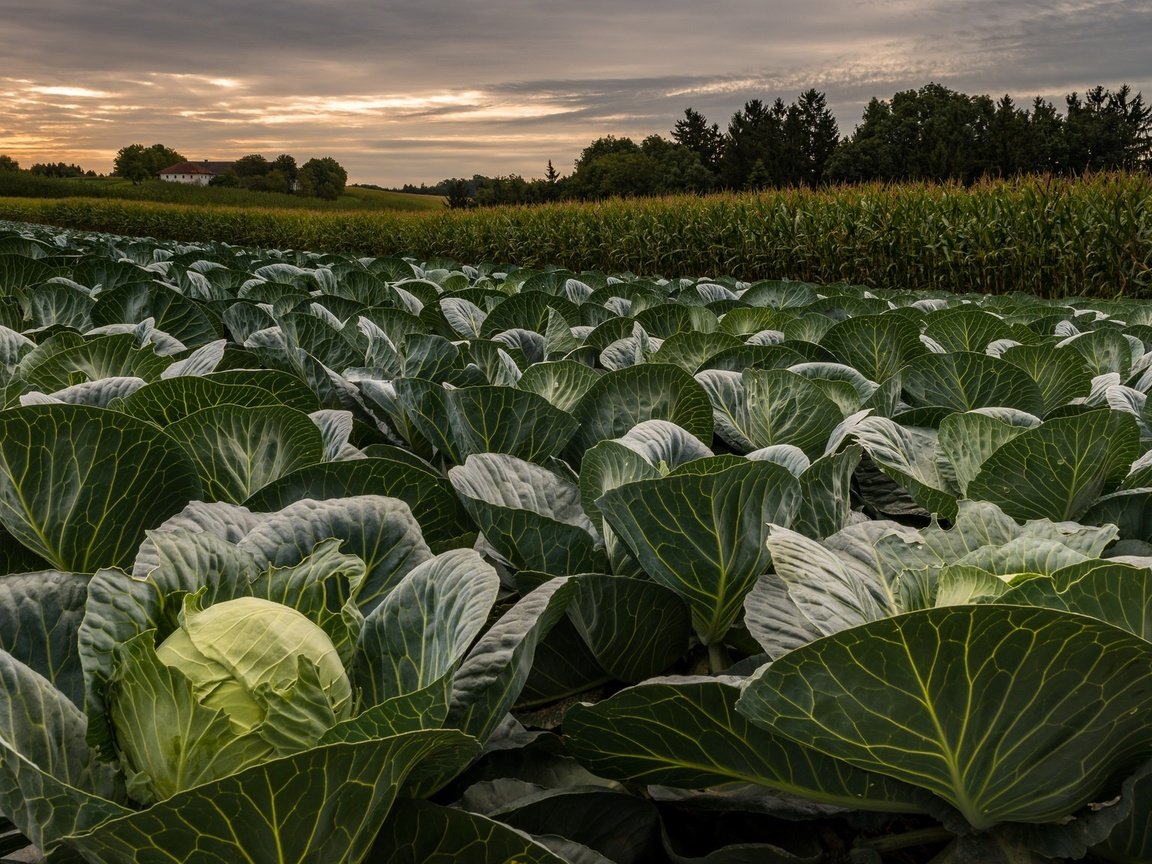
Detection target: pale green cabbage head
<box><xmin>112</xmin><ymin>594</ymin><xmax>355</xmax><ymax>803</ymax></box>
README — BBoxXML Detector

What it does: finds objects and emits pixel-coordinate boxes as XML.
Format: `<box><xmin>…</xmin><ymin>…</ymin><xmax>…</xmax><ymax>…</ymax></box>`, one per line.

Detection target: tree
<box><xmin>543</xmin><ymin>160</ymin><xmax>561</xmax><ymax>201</ymax></box>
<box><xmin>745</xmin><ymin>158</ymin><xmax>773</xmax><ymax>190</ymax></box>
<box><xmin>573</xmin><ymin>136</ymin><xmax>640</xmax><ymax>170</ymax></box>
<box><xmin>1065</xmin><ymin>84</ymin><xmax>1151</xmax><ymax>172</ymax></box>
<box><xmin>208</xmin><ymin>170</ymin><xmax>240</xmax><ymax>188</ymax></box>
<box><xmin>247</xmin><ymin>173</ymin><xmax>294</xmax><ymax>194</ymax></box>
<box><xmin>672</xmin><ymin>108</ymin><xmax>724</xmax><ymax>175</ymax></box>
<box><xmin>640</xmin><ymin>135</ymin><xmax>713</xmax><ymax>193</ymax></box>
<box><xmin>113</xmin><ymin>143</ymin><xmax>185</xmax><ymax>184</ymax></box>
<box><xmin>113</xmin><ymin>146</ymin><xmax>152</xmax><ymax>184</ymax></box>
<box><xmin>718</xmin><ymin>98</ymin><xmax>788</xmax><ymax>189</ymax></box>
<box><xmin>234</xmin><ymin>154</ymin><xmax>295</xmax><ymax>193</ymax></box>
<box><xmin>888</xmin><ymin>84</ymin><xmax>994</xmax><ymax>182</ymax></box>
<box><xmin>212</xmin><ymin>154</ymin><xmax>298</xmax><ymax>194</ymax></box>
<box><xmin>30</xmin><ymin>162</ymin><xmax>85</xmax><ymax>178</ymax></box>
<box><xmin>1113</xmin><ymin>85</ymin><xmax>1152</xmax><ymax>169</ymax></box>
<box><xmin>790</xmin><ymin>89</ymin><xmax>840</xmax><ymax>186</ymax></box>
<box><xmin>580</xmin><ymin>152</ymin><xmax>662</xmax><ymax>198</ymax></box>
<box><xmin>0</xmin><ymin>155</ymin><xmax>20</xmax><ymax>173</ymax></box>
<box><xmin>567</xmin><ymin>137</ymin><xmax>651</xmax><ymax>199</ymax></box>
<box><xmin>233</xmin><ymin>154</ymin><xmax>271</xmax><ymax>178</ymax></box>
<box><xmin>476</xmin><ymin>174</ymin><xmax>551</xmax><ymax>207</ymax></box>
<box><xmin>566</xmin><ymin>138</ymin><xmax>665</xmax><ymax>200</ymax></box>
<box><xmin>443</xmin><ymin>178</ymin><xmax>475</xmax><ymax>209</ymax></box>
<box><xmin>1026</xmin><ymin>97</ymin><xmax>1066</xmax><ymax>174</ymax></box>
<box><xmin>272</xmin><ymin>154</ymin><xmax>299</xmax><ymax>186</ymax></box>
<box><xmin>827</xmin><ymin>84</ymin><xmax>993</xmax><ymax>184</ymax></box>
<box><xmin>296</xmin><ymin>157</ymin><xmax>348</xmax><ymax>200</ymax></box>
<box><xmin>827</xmin><ymin>98</ymin><xmax>898</xmax><ymax>183</ymax></box>
<box><xmin>986</xmin><ymin>95</ymin><xmax>1031</xmax><ymax>176</ymax></box>
<box><xmin>1066</xmin><ymin>87</ymin><xmax>1115</xmax><ymax>172</ymax></box>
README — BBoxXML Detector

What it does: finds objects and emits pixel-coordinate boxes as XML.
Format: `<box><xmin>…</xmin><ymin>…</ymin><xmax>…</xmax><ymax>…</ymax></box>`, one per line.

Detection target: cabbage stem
<box><xmin>707</xmin><ymin>643</ymin><xmax>730</xmax><ymax>675</ymax></box>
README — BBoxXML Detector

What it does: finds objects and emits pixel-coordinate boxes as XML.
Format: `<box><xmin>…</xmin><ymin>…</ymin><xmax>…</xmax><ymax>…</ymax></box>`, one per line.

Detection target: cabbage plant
<box><xmin>0</xmin><ymin>496</ymin><xmax>504</xmax><ymax>863</ymax></box>
<box><xmin>567</xmin><ymin>604</ymin><xmax>1152</xmax><ymax>862</ymax></box>
<box><xmin>112</xmin><ymin>593</ymin><xmax>356</xmax><ymax>803</ymax></box>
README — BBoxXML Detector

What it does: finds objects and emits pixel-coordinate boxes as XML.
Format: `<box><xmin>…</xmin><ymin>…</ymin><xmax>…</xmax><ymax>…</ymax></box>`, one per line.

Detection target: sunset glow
<box><xmin>0</xmin><ymin>0</ymin><xmax>1147</xmax><ymax>185</ymax></box>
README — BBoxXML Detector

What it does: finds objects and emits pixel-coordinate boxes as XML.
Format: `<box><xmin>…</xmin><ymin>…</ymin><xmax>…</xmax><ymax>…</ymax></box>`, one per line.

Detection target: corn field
<box><xmin>1</xmin><ymin>172</ymin><xmax>1149</xmax><ymax>297</ymax></box>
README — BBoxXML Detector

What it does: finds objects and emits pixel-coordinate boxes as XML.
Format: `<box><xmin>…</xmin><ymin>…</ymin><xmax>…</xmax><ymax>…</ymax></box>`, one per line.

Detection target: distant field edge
<box><xmin>1</xmin><ymin>172</ymin><xmax>1149</xmax><ymax>297</ymax></box>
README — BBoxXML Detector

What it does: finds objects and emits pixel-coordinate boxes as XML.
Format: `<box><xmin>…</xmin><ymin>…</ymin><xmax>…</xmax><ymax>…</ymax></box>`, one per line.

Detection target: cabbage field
<box><xmin>3</xmin><ymin>219</ymin><xmax>1152</xmax><ymax>863</ymax></box>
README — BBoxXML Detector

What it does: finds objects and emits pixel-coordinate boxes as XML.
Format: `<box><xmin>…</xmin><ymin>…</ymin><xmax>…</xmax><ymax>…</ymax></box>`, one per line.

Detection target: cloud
<box><xmin>0</xmin><ymin>0</ymin><xmax>1148</xmax><ymax>183</ymax></box>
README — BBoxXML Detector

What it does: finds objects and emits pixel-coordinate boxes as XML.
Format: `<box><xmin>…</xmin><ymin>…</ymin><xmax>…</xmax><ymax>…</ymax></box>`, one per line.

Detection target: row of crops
<box><xmin>2</xmin><ymin>171</ymin><xmax>1150</xmax><ymax>296</ymax></box>
<box><xmin>3</xmin><ymin>219</ymin><xmax>1152</xmax><ymax>863</ymax></box>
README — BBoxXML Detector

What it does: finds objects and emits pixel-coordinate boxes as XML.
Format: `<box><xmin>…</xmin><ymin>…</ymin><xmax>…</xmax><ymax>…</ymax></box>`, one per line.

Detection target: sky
<box><xmin>1</xmin><ymin>0</ymin><xmax>1149</xmax><ymax>187</ymax></box>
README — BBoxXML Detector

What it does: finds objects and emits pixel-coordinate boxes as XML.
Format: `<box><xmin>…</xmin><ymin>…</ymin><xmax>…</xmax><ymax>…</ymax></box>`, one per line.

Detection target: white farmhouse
<box><xmin>158</xmin><ymin>161</ymin><xmax>236</xmax><ymax>185</ymax></box>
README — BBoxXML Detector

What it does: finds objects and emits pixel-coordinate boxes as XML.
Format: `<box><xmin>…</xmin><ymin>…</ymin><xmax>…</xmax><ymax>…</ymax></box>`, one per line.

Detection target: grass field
<box><xmin>0</xmin><ymin>173</ymin><xmax>445</xmax><ymax>212</ymax></box>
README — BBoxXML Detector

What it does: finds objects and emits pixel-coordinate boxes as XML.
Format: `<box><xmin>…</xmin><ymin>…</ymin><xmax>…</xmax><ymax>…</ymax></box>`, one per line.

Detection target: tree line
<box><xmin>405</xmin><ymin>81</ymin><xmax>1151</xmax><ymax>207</ymax></box>
<box><xmin>0</xmin><ymin>156</ymin><xmax>93</xmax><ymax>178</ymax></box>
<box><xmin>112</xmin><ymin>145</ymin><xmax>349</xmax><ymax>199</ymax></box>
<box><xmin>205</xmin><ymin>153</ymin><xmax>349</xmax><ymax>200</ymax></box>
<box><xmin>0</xmin><ymin>145</ymin><xmax>350</xmax><ymax>200</ymax></box>
<box><xmin>4</xmin><ymin>81</ymin><xmax>1148</xmax><ymax>206</ymax></box>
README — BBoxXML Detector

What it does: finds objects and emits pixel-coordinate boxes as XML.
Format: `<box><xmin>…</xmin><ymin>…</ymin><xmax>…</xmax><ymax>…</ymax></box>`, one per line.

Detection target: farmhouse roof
<box><xmin>159</xmin><ymin>161</ymin><xmax>236</xmax><ymax>175</ymax></box>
